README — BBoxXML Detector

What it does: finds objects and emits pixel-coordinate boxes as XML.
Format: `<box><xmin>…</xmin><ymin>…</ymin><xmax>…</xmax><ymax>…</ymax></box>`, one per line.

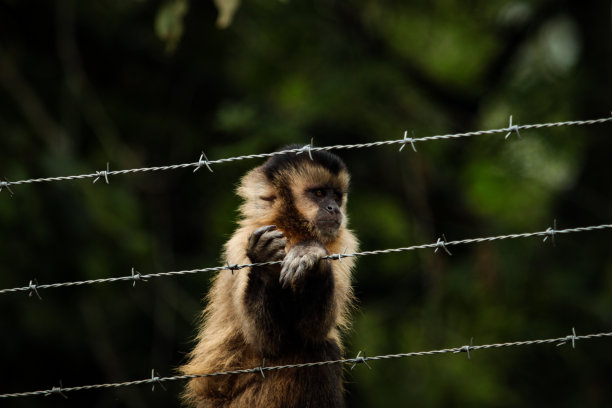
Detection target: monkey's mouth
<box><xmin>317</xmin><ymin>219</ymin><xmax>341</xmax><ymax>237</ymax></box>
<box><xmin>319</xmin><ymin>218</ymin><xmax>340</xmax><ymax>225</ymax></box>
<box><xmin>317</xmin><ymin>218</ymin><xmax>341</xmax><ymax>227</ymax></box>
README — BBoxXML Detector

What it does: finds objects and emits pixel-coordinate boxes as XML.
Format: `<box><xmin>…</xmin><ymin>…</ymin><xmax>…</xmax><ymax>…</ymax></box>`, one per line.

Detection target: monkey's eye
<box><xmin>314</xmin><ymin>189</ymin><xmax>325</xmax><ymax>198</ymax></box>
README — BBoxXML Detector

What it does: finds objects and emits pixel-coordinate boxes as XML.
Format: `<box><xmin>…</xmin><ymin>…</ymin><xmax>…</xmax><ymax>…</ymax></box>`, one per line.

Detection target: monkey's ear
<box><xmin>237</xmin><ymin>166</ymin><xmax>277</xmax><ymax>218</ymax></box>
<box><xmin>237</xmin><ymin>166</ymin><xmax>275</xmax><ymax>199</ymax></box>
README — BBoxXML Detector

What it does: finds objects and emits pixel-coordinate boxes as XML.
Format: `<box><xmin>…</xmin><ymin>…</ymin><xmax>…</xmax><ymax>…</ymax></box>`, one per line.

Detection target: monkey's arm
<box><xmin>240</xmin><ymin>225</ymin><xmax>290</xmax><ymax>354</ymax></box>
<box><xmin>279</xmin><ymin>241</ymin><xmax>337</xmax><ymax>341</ymax></box>
<box><xmin>242</xmin><ymin>227</ymin><xmax>336</xmax><ymax>349</ymax></box>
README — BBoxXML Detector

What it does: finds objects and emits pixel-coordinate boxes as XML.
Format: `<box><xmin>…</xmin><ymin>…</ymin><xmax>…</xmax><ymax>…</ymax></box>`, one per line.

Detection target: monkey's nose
<box><xmin>327</xmin><ymin>205</ymin><xmax>338</xmax><ymax>214</ymax></box>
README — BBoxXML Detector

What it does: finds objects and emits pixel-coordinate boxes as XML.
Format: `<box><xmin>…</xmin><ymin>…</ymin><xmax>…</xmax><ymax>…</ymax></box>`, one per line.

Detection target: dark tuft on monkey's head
<box><xmin>262</xmin><ymin>144</ymin><xmax>347</xmax><ymax>181</ymax></box>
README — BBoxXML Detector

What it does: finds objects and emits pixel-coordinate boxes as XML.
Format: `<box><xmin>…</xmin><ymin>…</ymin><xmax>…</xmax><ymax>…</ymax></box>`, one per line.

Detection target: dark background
<box><xmin>1</xmin><ymin>0</ymin><xmax>611</xmax><ymax>407</ymax></box>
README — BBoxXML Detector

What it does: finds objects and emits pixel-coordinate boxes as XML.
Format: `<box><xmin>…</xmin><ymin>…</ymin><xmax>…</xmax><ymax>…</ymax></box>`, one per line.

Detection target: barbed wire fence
<box><xmin>0</xmin><ymin>222</ymin><xmax>611</xmax><ymax>297</ymax></box>
<box><xmin>2</xmin><ymin>114</ymin><xmax>612</xmax><ymax>402</ymax></box>
<box><xmin>0</xmin><ymin>115</ymin><xmax>610</xmax><ymax>195</ymax></box>
<box><xmin>1</xmin><ymin>329</ymin><xmax>610</xmax><ymax>400</ymax></box>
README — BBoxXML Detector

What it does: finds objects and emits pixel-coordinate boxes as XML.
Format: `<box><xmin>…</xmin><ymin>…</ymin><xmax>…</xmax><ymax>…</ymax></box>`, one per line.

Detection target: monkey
<box><xmin>180</xmin><ymin>146</ymin><xmax>358</xmax><ymax>408</ymax></box>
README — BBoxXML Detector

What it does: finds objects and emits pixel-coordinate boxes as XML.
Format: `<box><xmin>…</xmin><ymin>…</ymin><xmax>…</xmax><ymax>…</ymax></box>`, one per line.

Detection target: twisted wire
<box><xmin>0</xmin><ymin>223</ymin><xmax>610</xmax><ymax>296</ymax></box>
<box><xmin>1</xmin><ymin>330</ymin><xmax>610</xmax><ymax>399</ymax></box>
<box><xmin>346</xmin><ymin>224</ymin><xmax>612</xmax><ymax>258</ymax></box>
<box><xmin>1</xmin><ymin>116</ymin><xmax>611</xmax><ymax>188</ymax></box>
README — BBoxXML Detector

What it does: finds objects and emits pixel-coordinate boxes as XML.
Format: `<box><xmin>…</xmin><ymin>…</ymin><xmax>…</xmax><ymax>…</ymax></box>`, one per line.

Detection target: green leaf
<box><xmin>155</xmin><ymin>0</ymin><xmax>189</xmax><ymax>52</ymax></box>
<box><xmin>214</xmin><ymin>0</ymin><xmax>241</xmax><ymax>28</ymax></box>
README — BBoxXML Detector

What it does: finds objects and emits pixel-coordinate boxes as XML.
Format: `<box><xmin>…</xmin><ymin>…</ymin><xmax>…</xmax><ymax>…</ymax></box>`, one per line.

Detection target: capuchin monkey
<box><xmin>181</xmin><ymin>146</ymin><xmax>358</xmax><ymax>408</ymax></box>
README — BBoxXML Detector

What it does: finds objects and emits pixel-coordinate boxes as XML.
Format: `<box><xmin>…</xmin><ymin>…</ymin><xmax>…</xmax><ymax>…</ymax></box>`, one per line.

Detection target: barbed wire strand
<box><xmin>0</xmin><ymin>329</ymin><xmax>610</xmax><ymax>399</ymax></box>
<box><xmin>1</xmin><ymin>116</ymin><xmax>611</xmax><ymax>190</ymax></box>
<box><xmin>0</xmin><ymin>223</ymin><xmax>610</xmax><ymax>296</ymax></box>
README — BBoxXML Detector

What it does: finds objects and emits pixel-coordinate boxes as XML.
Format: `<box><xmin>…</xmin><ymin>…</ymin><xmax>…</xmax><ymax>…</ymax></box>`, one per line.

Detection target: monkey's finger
<box><xmin>267</xmin><ymin>237</ymin><xmax>286</xmax><ymax>251</ymax></box>
<box><xmin>279</xmin><ymin>267</ymin><xmax>291</xmax><ymax>288</ymax></box>
<box><xmin>280</xmin><ymin>255</ymin><xmax>296</xmax><ymax>279</ymax></box>
<box><xmin>310</xmin><ymin>246</ymin><xmax>327</xmax><ymax>259</ymax></box>
<box><xmin>306</xmin><ymin>252</ymin><xmax>323</xmax><ymax>268</ymax></box>
<box><xmin>272</xmin><ymin>249</ymin><xmax>286</xmax><ymax>261</ymax></box>
<box><xmin>252</xmin><ymin>237</ymin><xmax>286</xmax><ymax>264</ymax></box>
<box><xmin>279</xmin><ymin>260</ymin><xmax>289</xmax><ymax>283</ymax></box>
<box><xmin>279</xmin><ymin>274</ymin><xmax>289</xmax><ymax>289</ymax></box>
<box><xmin>265</xmin><ymin>230</ymin><xmax>284</xmax><ymax>238</ymax></box>
<box><xmin>249</xmin><ymin>225</ymin><xmax>277</xmax><ymax>243</ymax></box>
<box><xmin>266</xmin><ymin>247</ymin><xmax>286</xmax><ymax>261</ymax></box>
<box><xmin>259</xmin><ymin>230</ymin><xmax>285</xmax><ymax>247</ymax></box>
<box><xmin>280</xmin><ymin>257</ymin><xmax>300</xmax><ymax>288</ymax></box>
<box><xmin>266</xmin><ymin>236</ymin><xmax>287</xmax><ymax>251</ymax></box>
<box><xmin>248</xmin><ymin>225</ymin><xmax>277</xmax><ymax>250</ymax></box>
<box><xmin>290</xmin><ymin>257</ymin><xmax>303</xmax><ymax>275</ymax></box>
<box><xmin>293</xmin><ymin>258</ymin><xmax>310</xmax><ymax>282</ymax></box>
<box><xmin>256</xmin><ymin>225</ymin><xmax>277</xmax><ymax>234</ymax></box>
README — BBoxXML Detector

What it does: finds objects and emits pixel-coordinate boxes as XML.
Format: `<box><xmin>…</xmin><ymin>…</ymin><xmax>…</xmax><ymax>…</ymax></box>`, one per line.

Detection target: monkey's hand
<box><xmin>246</xmin><ymin>225</ymin><xmax>287</xmax><ymax>265</ymax></box>
<box><xmin>279</xmin><ymin>241</ymin><xmax>328</xmax><ymax>289</ymax></box>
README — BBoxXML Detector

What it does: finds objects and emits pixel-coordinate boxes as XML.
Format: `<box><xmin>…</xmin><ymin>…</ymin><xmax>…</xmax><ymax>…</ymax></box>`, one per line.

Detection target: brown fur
<box><xmin>180</xmin><ymin>155</ymin><xmax>357</xmax><ymax>408</ymax></box>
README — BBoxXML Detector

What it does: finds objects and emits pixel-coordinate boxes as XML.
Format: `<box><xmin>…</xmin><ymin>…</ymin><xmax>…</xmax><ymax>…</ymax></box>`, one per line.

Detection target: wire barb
<box><xmin>0</xmin><ymin>177</ymin><xmax>14</xmax><ymax>196</ymax></box>
<box><xmin>28</xmin><ymin>279</ymin><xmax>42</xmax><ymax>300</ymax></box>
<box><xmin>399</xmin><ymin>130</ymin><xmax>418</xmax><ymax>152</ymax></box>
<box><xmin>351</xmin><ymin>350</ymin><xmax>372</xmax><ymax>370</ymax></box>
<box><xmin>330</xmin><ymin>247</ymin><xmax>348</xmax><ymax>262</ymax></box>
<box><xmin>93</xmin><ymin>162</ymin><xmax>110</xmax><ymax>184</ymax></box>
<box><xmin>455</xmin><ymin>338</ymin><xmax>474</xmax><ymax>360</ymax></box>
<box><xmin>194</xmin><ymin>151</ymin><xmax>214</xmax><ymax>173</ymax></box>
<box><xmin>226</xmin><ymin>262</ymin><xmax>242</xmax><ymax>275</ymax></box>
<box><xmin>543</xmin><ymin>219</ymin><xmax>557</xmax><ymax>245</ymax></box>
<box><xmin>505</xmin><ymin>115</ymin><xmax>521</xmax><ymax>139</ymax></box>
<box><xmin>45</xmin><ymin>381</ymin><xmax>68</xmax><ymax>399</ymax></box>
<box><xmin>296</xmin><ymin>138</ymin><xmax>314</xmax><ymax>160</ymax></box>
<box><xmin>557</xmin><ymin>327</ymin><xmax>578</xmax><ymax>348</ymax></box>
<box><xmin>434</xmin><ymin>234</ymin><xmax>452</xmax><ymax>256</ymax></box>
<box><xmin>257</xmin><ymin>359</ymin><xmax>266</xmax><ymax>378</ymax></box>
<box><xmin>131</xmin><ymin>267</ymin><xmax>148</xmax><ymax>287</ymax></box>
<box><xmin>150</xmin><ymin>369</ymin><xmax>167</xmax><ymax>392</ymax></box>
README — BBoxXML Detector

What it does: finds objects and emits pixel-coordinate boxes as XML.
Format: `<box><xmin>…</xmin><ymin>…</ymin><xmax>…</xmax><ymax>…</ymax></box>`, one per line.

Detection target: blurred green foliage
<box><xmin>0</xmin><ymin>0</ymin><xmax>611</xmax><ymax>407</ymax></box>
<box><xmin>155</xmin><ymin>0</ymin><xmax>188</xmax><ymax>52</ymax></box>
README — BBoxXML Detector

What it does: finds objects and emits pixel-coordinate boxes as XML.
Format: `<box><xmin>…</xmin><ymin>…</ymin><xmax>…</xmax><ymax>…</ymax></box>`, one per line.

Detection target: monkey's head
<box><xmin>238</xmin><ymin>145</ymin><xmax>350</xmax><ymax>244</ymax></box>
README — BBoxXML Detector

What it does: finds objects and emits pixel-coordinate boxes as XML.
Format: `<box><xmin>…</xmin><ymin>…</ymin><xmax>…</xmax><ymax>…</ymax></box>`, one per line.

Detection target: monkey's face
<box><xmin>287</xmin><ymin>167</ymin><xmax>348</xmax><ymax>243</ymax></box>
<box><xmin>244</xmin><ymin>155</ymin><xmax>350</xmax><ymax>245</ymax></box>
<box><xmin>306</xmin><ymin>186</ymin><xmax>344</xmax><ymax>240</ymax></box>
